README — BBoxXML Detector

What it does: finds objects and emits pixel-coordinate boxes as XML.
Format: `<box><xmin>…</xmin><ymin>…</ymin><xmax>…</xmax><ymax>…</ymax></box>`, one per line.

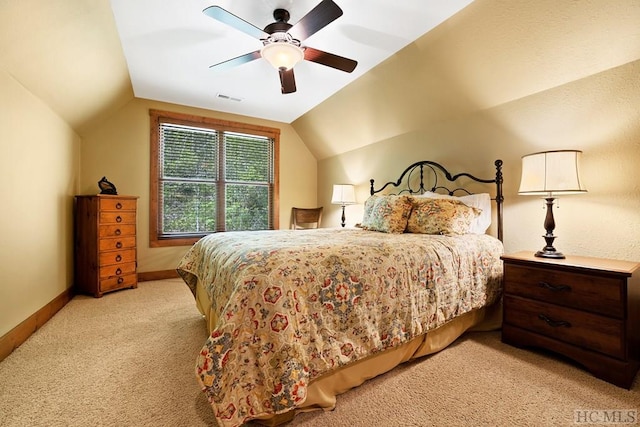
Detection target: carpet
<box><xmin>0</xmin><ymin>279</ymin><xmax>637</xmax><ymax>427</ymax></box>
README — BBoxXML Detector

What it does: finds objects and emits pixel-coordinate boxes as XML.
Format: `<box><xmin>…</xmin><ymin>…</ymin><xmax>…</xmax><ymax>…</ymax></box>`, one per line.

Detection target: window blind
<box><xmin>158</xmin><ymin>123</ymin><xmax>274</xmax><ymax>236</ymax></box>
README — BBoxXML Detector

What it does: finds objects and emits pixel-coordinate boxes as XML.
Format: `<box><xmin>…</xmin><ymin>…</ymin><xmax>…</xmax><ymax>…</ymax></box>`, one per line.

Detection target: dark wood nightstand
<box><xmin>501</xmin><ymin>251</ymin><xmax>640</xmax><ymax>388</ymax></box>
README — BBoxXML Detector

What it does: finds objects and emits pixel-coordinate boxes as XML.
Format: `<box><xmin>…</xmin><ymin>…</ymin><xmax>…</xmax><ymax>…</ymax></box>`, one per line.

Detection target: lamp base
<box><xmin>535</xmin><ymin>249</ymin><xmax>565</xmax><ymax>259</ymax></box>
<box><xmin>535</xmin><ymin>197</ymin><xmax>566</xmax><ymax>259</ymax></box>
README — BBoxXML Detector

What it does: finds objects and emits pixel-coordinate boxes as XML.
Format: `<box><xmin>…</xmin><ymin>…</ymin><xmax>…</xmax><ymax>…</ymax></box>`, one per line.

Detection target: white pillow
<box><xmin>415</xmin><ymin>192</ymin><xmax>492</xmax><ymax>234</ymax></box>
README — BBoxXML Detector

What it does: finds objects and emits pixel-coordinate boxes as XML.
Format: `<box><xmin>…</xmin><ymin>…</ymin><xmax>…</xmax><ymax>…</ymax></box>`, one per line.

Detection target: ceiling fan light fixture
<box><xmin>260</xmin><ymin>42</ymin><xmax>304</xmax><ymax>71</ymax></box>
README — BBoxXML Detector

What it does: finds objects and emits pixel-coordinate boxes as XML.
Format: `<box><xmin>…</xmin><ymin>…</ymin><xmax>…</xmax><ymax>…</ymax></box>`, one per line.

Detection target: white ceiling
<box><xmin>109</xmin><ymin>0</ymin><xmax>474</xmax><ymax>123</ymax></box>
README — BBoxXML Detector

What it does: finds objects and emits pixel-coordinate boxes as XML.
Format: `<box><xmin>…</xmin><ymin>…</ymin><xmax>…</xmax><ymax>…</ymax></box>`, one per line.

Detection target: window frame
<box><xmin>149</xmin><ymin>109</ymin><xmax>280</xmax><ymax>247</ymax></box>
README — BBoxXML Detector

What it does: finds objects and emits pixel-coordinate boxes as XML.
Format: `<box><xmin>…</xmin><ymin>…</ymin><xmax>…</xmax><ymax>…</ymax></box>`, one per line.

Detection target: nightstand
<box><xmin>501</xmin><ymin>251</ymin><xmax>640</xmax><ymax>388</ymax></box>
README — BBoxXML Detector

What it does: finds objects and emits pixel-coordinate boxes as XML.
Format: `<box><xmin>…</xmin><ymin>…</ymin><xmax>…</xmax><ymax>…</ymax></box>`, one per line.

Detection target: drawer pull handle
<box><xmin>116</xmin><ymin>202</ymin><xmax>122</xmax><ymax>209</ymax></box>
<box><xmin>115</xmin><ymin>229</ymin><xmax>121</xmax><ymax>236</ymax></box>
<box><xmin>116</xmin><ymin>241</ymin><xmax>122</xmax><ymax>249</ymax></box>
<box><xmin>115</xmin><ymin>255</ymin><xmax>122</xmax><ymax>262</ymax></box>
<box><xmin>538</xmin><ymin>281</ymin><xmax>571</xmax><ymax>292</ymax></box>
<box><xmin>116</xmin><ymin>268</ymin><xmax>122</xmax><ymax>275</ymax></box>
<box><xmin>538</xmin><ymin>314</ymin><xmax>571</xmax><ymax>328</ymax></box>
<box><xmin>117</xmin><ymin>277</ymin><xmax>124</xmax><ymax>284</ymax></box>
<box><xmin>116</xmin><ymin>216</ymin><xmax>122</xmax><ymax>223</ymax></box>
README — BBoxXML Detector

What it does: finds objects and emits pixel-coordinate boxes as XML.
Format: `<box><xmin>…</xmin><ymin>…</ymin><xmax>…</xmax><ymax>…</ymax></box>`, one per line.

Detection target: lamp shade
<box><xmin>331</xmin><ymin>184</ymin><xmax>356</xmax><ymax>205</ymax></box>
<box><xmin>518</xmin><ymin>150</ymin><xmax>587</xmax><ymax>196</ymax></box>
<box><xmin>260</xmin><ymin>42</ymin><xmax>304</xmax><ymax>70</ymax></box>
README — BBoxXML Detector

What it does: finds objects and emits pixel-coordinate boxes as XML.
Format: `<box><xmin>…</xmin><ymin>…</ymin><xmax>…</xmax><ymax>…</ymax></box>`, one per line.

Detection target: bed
<box><xmin>177</xmin><ymin>159</ymin><xmax>505</xmax><ymax>427</ymax></box>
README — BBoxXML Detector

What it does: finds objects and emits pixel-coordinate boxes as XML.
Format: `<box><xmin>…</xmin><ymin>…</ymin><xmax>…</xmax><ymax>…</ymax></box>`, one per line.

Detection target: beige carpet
<box><xmin>0</xmin><ymin>279</ymin><xmax>637</xmax><ymax>427</ymax></box>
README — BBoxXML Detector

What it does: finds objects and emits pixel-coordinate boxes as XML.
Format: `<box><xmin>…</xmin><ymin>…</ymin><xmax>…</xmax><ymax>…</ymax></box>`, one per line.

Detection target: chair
<box><xmin>291</xmin><ymin>207</ymin><xmax>323</xmax><ymax>229</ymax></box>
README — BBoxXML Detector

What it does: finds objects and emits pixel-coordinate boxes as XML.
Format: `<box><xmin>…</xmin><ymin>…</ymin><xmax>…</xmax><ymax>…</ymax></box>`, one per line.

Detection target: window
<box><xmin>150</xmin><ymin>110</ymin><xmax>280</xmax><ymax>247</ymax></box>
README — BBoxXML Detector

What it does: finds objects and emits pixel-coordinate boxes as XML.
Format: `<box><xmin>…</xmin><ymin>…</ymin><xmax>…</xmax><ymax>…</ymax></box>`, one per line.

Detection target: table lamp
<box><xmin>518</xmin><ymin>150</ymin><xmax>587</xmax><ymax>258</ymax></box>
<box><xmin>331</xmin><ymin>184</ymin><xmax>356</xmax><ymax>227</ymax></box>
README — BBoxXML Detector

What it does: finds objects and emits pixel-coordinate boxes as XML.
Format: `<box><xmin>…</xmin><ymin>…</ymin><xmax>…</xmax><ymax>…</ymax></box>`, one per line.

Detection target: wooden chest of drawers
<box><xmin>74</xmin><ymin>195</ymin><xmax>139</xmax><ymax>297</ymax></box>
<box><xmin>501</xmin><ymin>251</ymin><xmax>640</xmax><ymax>388</ymax></box>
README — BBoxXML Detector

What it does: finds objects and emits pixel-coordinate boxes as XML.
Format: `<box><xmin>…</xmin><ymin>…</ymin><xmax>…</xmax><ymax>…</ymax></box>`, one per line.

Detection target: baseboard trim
<box><xmin>0</xmin><ymin>286</ymin><xmax>74</xmax><ymax>363</ymax></box>
<box><xmin>138</xmin><ymin>270</ymin><xmax>179</xmax><ymax>282</ymax></box>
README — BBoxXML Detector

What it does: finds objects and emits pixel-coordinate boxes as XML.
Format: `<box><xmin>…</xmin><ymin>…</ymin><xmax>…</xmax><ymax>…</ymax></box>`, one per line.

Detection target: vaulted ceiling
<box><xmin>108</xmin><ymin>0</ymin><xmax>473</xmax><ymax>123</ymax></box>
<box><xmin>2</xmin><ymin>0</ymin><xmax>639</xmax><ymax>160</ymax></box>
<box><xmin>0</xmin><ymin>0</ymin><xmax>472</xmax><ymax>133</ymax></box>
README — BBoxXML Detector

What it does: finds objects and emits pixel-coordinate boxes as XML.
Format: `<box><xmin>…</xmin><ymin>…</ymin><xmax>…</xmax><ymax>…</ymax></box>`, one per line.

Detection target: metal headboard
<box><xmin>370</xmin><ymin>160</ymin><xmax>504</xmax><ymax>241</ymax></box>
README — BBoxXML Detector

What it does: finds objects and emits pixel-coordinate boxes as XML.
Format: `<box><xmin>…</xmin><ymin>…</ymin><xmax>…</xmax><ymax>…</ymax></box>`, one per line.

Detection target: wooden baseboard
<box><xmin>138</xmin><ymin>269</ymin><xmax>179</xmax><ymax>282</ymax></box>
<box><xmin>0</xmin><ymin>287</ymin><xmax>74</xmax><ymax>363</ymax></box>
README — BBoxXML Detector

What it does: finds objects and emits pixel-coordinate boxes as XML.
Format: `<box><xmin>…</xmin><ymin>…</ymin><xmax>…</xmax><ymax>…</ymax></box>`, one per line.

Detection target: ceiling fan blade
<box><xmin>203</xmin><ymin>6</ymin><xmax>268</xmax><ymax>40</ymax></box>
<box><xmin>288</xmin><ymin>0</ymin><xmax>343</xmax><ymax>41</ymax></box>
<box><xmin>210</xmin><ymin>50</ymin><xmax>262</xmax><ymax>71</ymax></box>
<box><xmin>304</xmin><ymin>47</ymin><xmax>357</xmax><ymax>73</ymax></box>
<box><xmin>279</xmin><ymin>68</ymin><xmax>297</xmax><ymax>94</ymax></box>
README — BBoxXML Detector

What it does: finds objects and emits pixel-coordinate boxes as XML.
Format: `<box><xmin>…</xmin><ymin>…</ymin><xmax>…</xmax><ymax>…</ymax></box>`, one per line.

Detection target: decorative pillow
<box><xmin>361</xmin><ymin>195</ymin><xmax>413</xmax><ymax>234</ymax></box>
<box><xmin>415</xmin><ymin>192</ymin><xmax>491</xmax><ymax>234</ymax></box>
<box><xmin>407</xmin><ymin>198</ymin><xmax>481</xmax><ymax>235</ymax></box>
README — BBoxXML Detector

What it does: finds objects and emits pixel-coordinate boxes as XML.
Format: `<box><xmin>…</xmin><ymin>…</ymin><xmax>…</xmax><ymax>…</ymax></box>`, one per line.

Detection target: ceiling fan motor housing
<box><xmin>264</xmin><ymin>9</ymin><xmax>293</xmax><ymax>34</ymax></box>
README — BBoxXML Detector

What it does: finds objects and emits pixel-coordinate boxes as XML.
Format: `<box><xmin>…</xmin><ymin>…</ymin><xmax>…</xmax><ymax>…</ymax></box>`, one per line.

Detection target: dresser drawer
<box><xmin>99</xmin><ymin>262</ymin><xmax>136</xmax><ymax>279</ymax></box>
<box><xmin>98</xmin><ymin>236</ymin><xmax>136</xmax><ymax>252</ymax></box>
<box><xmin>100</xmin><ymin>273</ymin><xmax>137</xmax><ymax>293</ymax></box>
<box><xmin>99</xmin><ymin>198</ymin><xmax>137</xmax><ymax>211</ymax></box>
<box><xmin>99</xmin><ymin>249</ymin><xmax>136</xmax><ymax>266</ymax></box>
<box><xmin>99</xmin><ymin>224</ymin><xmax>136</xmax><ymax>238</ymax></box>
<box><xmin>504</xmin><ymin>264</ymin><xmax>625</xmax><ymax>318</ymax></box>
<box><xmin>504</xmin><ymin>295</ymin><xmax>624</xmax><ymax>359</ymax></box>
<box><xmin>99</xmin><ymin>211</ymin><xmax>136</xmax><ymax>225</ymax></box>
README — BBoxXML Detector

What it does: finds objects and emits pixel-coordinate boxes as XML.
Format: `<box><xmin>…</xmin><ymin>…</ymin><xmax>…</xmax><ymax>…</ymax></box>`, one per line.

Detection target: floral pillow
<box><xmin>361</xmin><ymin>195</ymin><xmax>413</xmax><ymax>234</ymax></box>
<box><xmin>414</xmin><ymin>192</ymin><xmax>491</xmax><ymax>234</ymax></box>
<box><xmin>407</xmin><ymin>198</ymin><xmax>481</xmax><ymax>235</ymax></box>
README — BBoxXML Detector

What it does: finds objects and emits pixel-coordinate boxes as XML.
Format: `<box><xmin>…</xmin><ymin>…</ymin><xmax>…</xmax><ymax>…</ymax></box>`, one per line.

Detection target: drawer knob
<box><xmin>116</xmin><ymin>202</ymin><xmax>122</xmax><ymax>209</ymax></box>
<box><xmin>115</xmin><ymin>229</ymin><xmax>121</xmax><ymax>236</ymax></box>
<box><xmin>116</xmin><ymin>241</ymin><xmax>122</xmax><ymax>249</ymax></box>
<box><xmin>115</xmin><ymin>255</ymin><xmax>122</xmax><ymax>262</ymax></box>
<box><xmin>117</xmin><ymin>277</ymin><xmax>124</xmax><ymax>284</ymax></box>
<box><xmin>116</xmin><ymin>216</ymin><xmax>122</xmax><ymax>223</ymax></box>
<box><xmin>538</xmin><ymin>281</ymin><xmax>571</xmax><ymax>292</ymax></box>
<box><xmin>116</xmin><ymin>268</ymin><xmax>122</xmax><ymax>275</ymax></box>
<box><xmin>538</xmin><ymin>314</ymin><xmax>571</xmax><ymax>328</ymax></box>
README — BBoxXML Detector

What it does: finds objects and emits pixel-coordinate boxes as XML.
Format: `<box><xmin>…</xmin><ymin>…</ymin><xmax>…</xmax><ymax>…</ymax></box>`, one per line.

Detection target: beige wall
<box><xmin>308</xmin><ymin>1</ymin><xmax>640</xmax><ymax>262</ymax></box>
<box><xmin>0</xmin><ymin>71</ymin><xmax>80</xmax><ymax>337</ymax></box>
<box><xmin>317</xmin><ymin>61</ymin><xmax>640</xmax><ymax>262</ymax></box>
<box><xmin>80</xmin><ymin>98</ymin><xmax>317</xmax><ymax>273</ymax></box>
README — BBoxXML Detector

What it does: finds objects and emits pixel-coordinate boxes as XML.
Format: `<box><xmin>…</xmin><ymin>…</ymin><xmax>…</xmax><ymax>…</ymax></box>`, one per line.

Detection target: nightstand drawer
<box><xmin>504</xmin><ymin>295</ymin><xmax>624</xmax><ymax>359</ymax></box>
<box><xmin>504</xmin><ymin>264</ymin><xmax>624</xmax><ymax>318</ymax></box>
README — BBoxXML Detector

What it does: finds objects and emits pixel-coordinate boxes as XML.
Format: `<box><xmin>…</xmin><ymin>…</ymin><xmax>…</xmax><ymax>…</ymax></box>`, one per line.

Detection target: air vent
<box><xmin>216</xmin><ymin>93</ymin><xmax>243</xmax><ymax>102</ymax></box>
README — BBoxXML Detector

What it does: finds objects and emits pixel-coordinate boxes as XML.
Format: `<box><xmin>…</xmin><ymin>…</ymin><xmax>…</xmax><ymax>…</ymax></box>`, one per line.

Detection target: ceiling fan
<box><xmin>203</xmin><ymin>0</ymin><xmax>358</xmax><ymax>94</ymax></box>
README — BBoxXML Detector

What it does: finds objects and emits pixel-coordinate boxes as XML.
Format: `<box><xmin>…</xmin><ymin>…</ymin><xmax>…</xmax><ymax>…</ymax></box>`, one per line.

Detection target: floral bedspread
<box><xmin>177</xmin><ymin>228</ymin><xmax>503</xmax><ymax>427</ymax></box>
